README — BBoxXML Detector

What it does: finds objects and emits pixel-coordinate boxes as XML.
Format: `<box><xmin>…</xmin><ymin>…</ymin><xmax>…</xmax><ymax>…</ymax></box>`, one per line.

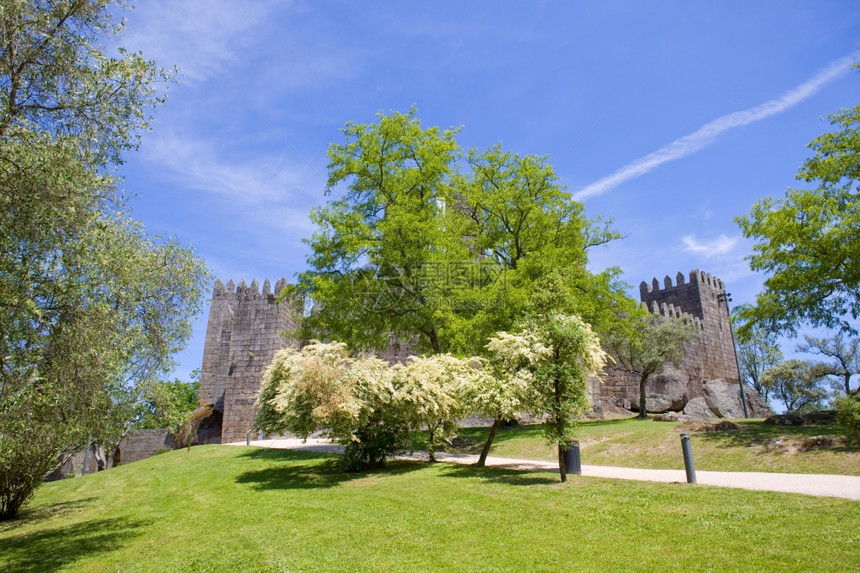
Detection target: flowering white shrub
<box><xmin>254</xmin><ymin>341</ymin><xmax>409</xmax><ymax>470</ymax></box>
<box><xmin>394</xmin><ymin>354</ymin><xmax>479</xmax><ymax>460</ymax></box>
<box><xmin>475</xmin><ymin>314</ymin><xmax>607</xmax><ymax>474</ymax></box>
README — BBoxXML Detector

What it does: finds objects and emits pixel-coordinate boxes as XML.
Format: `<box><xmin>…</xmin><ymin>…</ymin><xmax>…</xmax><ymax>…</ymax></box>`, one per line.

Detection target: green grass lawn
<box><xmin>441</xmin><ymin>417</ymin><xmax>860</xmax><ymax>475</ymax></box>
<box><xmin>2</xmin><ymin>445</ymin><xmax>858</xmax><ymax>572</ymax></box>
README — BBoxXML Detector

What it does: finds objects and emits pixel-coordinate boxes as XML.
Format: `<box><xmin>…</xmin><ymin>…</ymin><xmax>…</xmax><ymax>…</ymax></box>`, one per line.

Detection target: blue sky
<box><xmin>114</xmin><ymin>1</ymin><xmax>859</xmax><ymax>380</ymax></box>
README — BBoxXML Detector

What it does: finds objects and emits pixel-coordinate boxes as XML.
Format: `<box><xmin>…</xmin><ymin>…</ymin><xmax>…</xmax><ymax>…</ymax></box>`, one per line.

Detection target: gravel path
<box><xmin>228</xmin><ymin>437</ymin><xmax>860</xmax><ymax>501</ymax></box>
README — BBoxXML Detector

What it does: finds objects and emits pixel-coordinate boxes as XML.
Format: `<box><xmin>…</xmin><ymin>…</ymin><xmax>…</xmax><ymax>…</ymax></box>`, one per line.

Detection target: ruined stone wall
<box><xmin>199</xmin><ymin>278</ymin><xmax>302</xmax><ymax>443</ymax></box>
<box><xmin>117</xmin><ymin>429</ymin><xmax>173</xmax><ymax>465</ymax></box>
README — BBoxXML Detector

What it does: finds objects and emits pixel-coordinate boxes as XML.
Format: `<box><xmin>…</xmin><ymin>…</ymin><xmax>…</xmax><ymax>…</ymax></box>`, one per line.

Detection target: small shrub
<box><xmin>835</xmin><ymin>394</ymin><xmax>860</xmax><ymax>447</ymax></box>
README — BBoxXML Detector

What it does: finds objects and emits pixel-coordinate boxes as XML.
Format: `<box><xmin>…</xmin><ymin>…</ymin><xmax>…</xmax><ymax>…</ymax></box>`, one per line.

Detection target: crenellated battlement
<box><xmin>199</xmin><ymin>268</ymin><xmax>746</xmax><ymax>438</ymax></box>
<box><xmin>639</xmin><ymin>269</ymin><xmax>725</xmax><ymax>298</ymax></box>
<box><xmin>636</xmin><ymin>269</ymin><xmax>738</xmax><ymax>385</ymax></box>
<box><xmin>642</xmin><ymin>300</ymin><xmax>704</xmax><ymax>330</ymax></box>
<box><xmin>212</xmin><ymin>277</ymin><xmax>289</xmax><ymax>299</ymax></box>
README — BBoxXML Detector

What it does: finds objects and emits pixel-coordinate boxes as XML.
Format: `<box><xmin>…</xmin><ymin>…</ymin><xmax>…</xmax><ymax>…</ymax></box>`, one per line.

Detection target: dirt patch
<box><xmin>676</xmin><ymin>420</ymin><xmax>740</xmax><ymax>433</ymax></box>
<box><xmin>752</xmin><ymin>435</ymin><xmax>849</xmax><ymax>455</ymax></box>
<box><xmin>577</xmin><ymin>435</ymin><xmax>616</xmax><ymax>450</ymax></box>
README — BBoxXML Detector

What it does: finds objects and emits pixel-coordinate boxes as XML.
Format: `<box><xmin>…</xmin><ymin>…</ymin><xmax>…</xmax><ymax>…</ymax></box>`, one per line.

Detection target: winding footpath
<box><xmin>229</xmin><ymin>437</ymin><xmax>860</xmax><ymax>501</ymax></box>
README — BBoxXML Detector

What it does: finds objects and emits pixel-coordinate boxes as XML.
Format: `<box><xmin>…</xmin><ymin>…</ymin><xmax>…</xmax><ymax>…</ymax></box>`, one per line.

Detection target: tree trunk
<box><xmin>477</xmin><ymin>417</ymin><xmax>502</xmax><ymax>467</ymax></box>
<box><xmin>428</xmin><ymin>328</ymin><xmax>440</xmax><ymax>354</ymax></box>
<box><xmin>638</xmin><ymin>374</ymin><xmax>649</xmax><ymax>419</ymax></box>
<box><xmin>427</xmin><ymin>426</ymin><xmax>436</xmax><ymax>462</ymax></box>
<box><xmin>557</xmin><ymin>443</ymin><xmax>567</xmax><ymax>483</ymax></box>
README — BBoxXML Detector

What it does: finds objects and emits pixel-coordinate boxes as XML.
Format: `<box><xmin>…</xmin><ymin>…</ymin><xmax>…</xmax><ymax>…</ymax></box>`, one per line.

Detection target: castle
<box><xmin>199</xmin><ymin>270</ymin><xmax>765</xmax><ymax>444</ymax></box>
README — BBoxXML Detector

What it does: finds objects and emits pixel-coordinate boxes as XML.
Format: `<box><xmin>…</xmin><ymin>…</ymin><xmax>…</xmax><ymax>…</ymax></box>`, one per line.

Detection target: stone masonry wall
<box><xmin>200</xmin><ymin>269</ymin><xmax>747</xmax><ymax>435</ymax></box>
<box><xmin>597</xmin><ymin>269</ymin><xmax>742</xmax><ymax>411</ymax></box>
<box><xmin>640</xmin><ymin>269</ymin><xmax>739</xmax><ymax>383</ymax></box>
<box><xmin>199</xmin><ymin>278</ymin><xmax>302</xmax><ymax>443</ymax></box>
<box><xmin>117</xmin><ymin>429</ymin><xmax>173</xmax><ymax>465</ymax></box>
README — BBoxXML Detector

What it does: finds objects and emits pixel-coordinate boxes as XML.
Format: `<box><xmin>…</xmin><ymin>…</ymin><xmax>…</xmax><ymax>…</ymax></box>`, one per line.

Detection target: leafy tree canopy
<box><xmin>601</xmin><ymin>311</ymin><xmax>700</xmax><ymax>418</ymax></box>
<box><xmin>0</xmin><ymin>1</ymin><xmax>206</xmax><ymax>520</ymax></box>
<box><xmin>736</xmin><ymin>105</ymin><xmax>860</xmax><ymax>338</ymax></box>
<box><xmin>293</xmin><ymin>108</ymin><xmax>627</xmax><ymax>357</ymax></box>
<box><xmin>760</xmin><ymin>359</ymin><xmax>831</xmax><ymax>414</ymax></box>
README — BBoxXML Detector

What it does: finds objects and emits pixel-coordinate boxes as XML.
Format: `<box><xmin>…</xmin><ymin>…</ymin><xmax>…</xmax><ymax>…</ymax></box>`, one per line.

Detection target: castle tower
<box><xmin>639</xmin><ymin>270</ymin><xmax>740</xmax><ymax>383</ymax></box>
<box><xmin>199</xmin><ymin>278</ymin><xmax>301</xmax><ymax>443</ymax></box>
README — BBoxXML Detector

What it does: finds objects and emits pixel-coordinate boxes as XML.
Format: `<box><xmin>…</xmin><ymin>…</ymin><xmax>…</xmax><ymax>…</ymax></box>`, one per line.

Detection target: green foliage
<box><xmin>296</xmin><ymin>108</ymin><xmax>467</xmax><ymax>354</ymax></box>
<box><xmin>0</xmin><ymin>1</ymin><xmax>206</xmax><ymax>520</ymax></box>
<box><xmin>760</xmin><ymin>360</ymin><xmax>830</xmax><ymax>413</ymax></box>
<box><xmin>255</xmin><ymin>342</ymin><xmax>487</xmax><ymax>470</ymax></box>
<box><xmin>132</xmin><ymin>373</ymin><xmax>201</xmax><ymax>432</ymax></box>
<box><xmin>798</xmin><ymin>332</ymin><xmax>859</xmax><ymax>396</ymax></box>
<box><xmin>732</xmin><ymin>305</ymin><xmax>784</xmax><ymax>401</ymax></box>
<box><xmin>602</xmin><ymin>311</ymin><xmax>700</xmax><ymax>418</ymax></box>
<box><xmin>476</xmin><ymin>275</ymin><xmax>609</xmax><ymax>480</ymax></box>
<box><xmin>835</xmin><ymin>393</ymin><xmax>860</xmax><ymax>447</ymax></box>
<box><xmin>394</xmin><ymin>354</ymin><xmax>477</xmax><ymax>461</ymax></box>
<box><xmin>735</xmin><ymin>105</ymin><xmax>860</xmax><ymax>338</ymax></box>
<box><xmin>295</xmin><ymin>109</ymin><xmax>629</xmax><ymax>358</ymax></box>
<box><xmin>255</xmin><ymin>342</ymin><xmax>412</xmax><ymax>470</ymax></box>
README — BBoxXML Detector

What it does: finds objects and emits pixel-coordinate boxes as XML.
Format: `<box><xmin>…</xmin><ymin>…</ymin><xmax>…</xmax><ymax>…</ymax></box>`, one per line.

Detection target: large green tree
<box><xmin>295</xmin><ymin>108</ymin><xmax>467</xmax><ymax>354</ymax></box>
<box><xmin>295</xmin><ymin>110</ymin><xmax>626</xmax><ymax>359</ymax></box>
<box><xmin>448</xmin><ymin>145</ymin><xmax>622</xmax><ymax>355</ymax></box>
<box><xmin>735</xmin><ymin>105</ymin><xmax>860</xmax><ymax>338</ymax></box>
<box><xmin>0</xmin><ymin>1</ymin><xmax>206</xmax><ymax>520</ymax></box>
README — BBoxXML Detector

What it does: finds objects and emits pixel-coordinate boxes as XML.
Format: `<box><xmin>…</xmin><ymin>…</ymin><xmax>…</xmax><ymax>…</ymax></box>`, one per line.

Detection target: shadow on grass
<box><xmin>235</xmin><ymin>449</ymin><xmax>424</xmax><ymax>490</ymax></box>
<box><xmin>437</xmin><ymin>462</ymin><xmax>560</xmax><ymax>486</ymax></box>
<box><xmin>0</xmin><ymin>497</ymin><xmax>99</xmax><ymax>534</ymax></box>
<box><xmin>693</xmin><ymin>421</ymin><xmax>851</xmax><ymax>449</ymax></box>
<box><xmin>441</xmin><ymin>418</ymin><xmax>641</xmax><ymax>455</ymax></box>
<box><xmin>1</xmin><ymin>517</ymin><xmax>150</xmax><ymax>573</ymax></box>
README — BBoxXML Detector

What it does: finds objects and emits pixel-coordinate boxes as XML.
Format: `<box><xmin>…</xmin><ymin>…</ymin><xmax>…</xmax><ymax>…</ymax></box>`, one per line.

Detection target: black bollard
<box><xmin>564</xmin><ymin>440</ymin><xmax>582</xmax><ymax>476</ymax></box>
<box><xmin>680</xmin><ymin>433</ymin><xmax>696</xmax><ymax>484</ymax></box>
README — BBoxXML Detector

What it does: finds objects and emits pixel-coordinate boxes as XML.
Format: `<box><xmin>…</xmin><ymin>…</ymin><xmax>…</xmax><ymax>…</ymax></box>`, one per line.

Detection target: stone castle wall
<box><xmin>597</xmin><ymin>270</ymin><xmax>741</xmax><ymax>412</ymax></box>
<box><xmin>117</xmin><ymin>429</ymin><xmax>173</xmax><ymax>465</ymax></box>
<box><xmin>199</xmin><ymin>278</ymin><xmax>302</xmax><ymax>443</ymax></box>
<box><xmin>199</xmin><ymin>269</ymin><xmax>747</xmax><ymax>439</ymax></box>
<box><xmin>640</xmin><ymin>270</ymin><xmax>739</xmax><ymax>383</ymax></box>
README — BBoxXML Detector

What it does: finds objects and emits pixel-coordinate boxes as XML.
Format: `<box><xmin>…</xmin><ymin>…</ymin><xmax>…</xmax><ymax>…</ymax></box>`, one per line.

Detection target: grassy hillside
<box><xmin>2</xmin><ymin>445</ymin><xmax>858</xmax><ymax>572</ymax></box>
<box><xmin>442</xmin><ymin>418</ymin><xmax>860</xmax><ymax>475</ymax></box>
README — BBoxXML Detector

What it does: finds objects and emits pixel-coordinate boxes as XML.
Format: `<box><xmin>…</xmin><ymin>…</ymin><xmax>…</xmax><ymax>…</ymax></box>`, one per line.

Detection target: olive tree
<box><xmin>0</xmin><ymin>1</ymin><xmax>206</xmax><ymax>520</ymax></box>
<box><xmin>602</xmin><ymin>312</ymin><xmax>699</xmax><ymax>419</ymax></box>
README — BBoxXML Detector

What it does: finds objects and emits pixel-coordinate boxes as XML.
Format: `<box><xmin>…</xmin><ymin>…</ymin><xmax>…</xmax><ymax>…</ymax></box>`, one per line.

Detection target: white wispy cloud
<box><xmin>573</xmin><ymin>54</ymin><xmax>855</xmax><ymax>201</ymax></box>
<box><xmin>122</xmin><ymin>0</ymin><xmax>272</xmax><ymax>83</ymax></box>
<box><xmin>681</xmin><ymin>234</ymin><xmax>739</xmax><ymax>258</ymax></box>
<box><xmin>146</xmin><ymin>131</ymin><xmax>322</xmax><ymax>204</ymax></box>
<box><xmin>143</xmin><ymin>130</ymin><xmax>322</xmax><ymax>246</ymax></box>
